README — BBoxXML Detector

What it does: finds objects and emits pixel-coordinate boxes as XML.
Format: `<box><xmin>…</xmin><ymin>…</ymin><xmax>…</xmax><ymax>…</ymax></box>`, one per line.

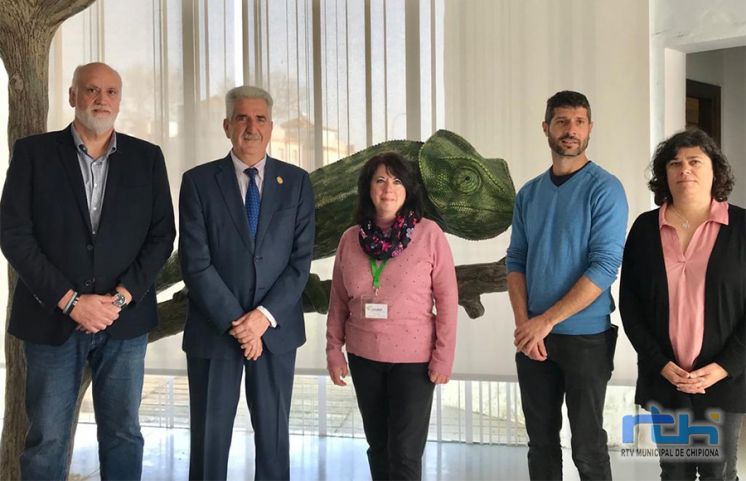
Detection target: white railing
<box><xmin>67</xmin><ymin>372</ymin><xmax>637</xmax><ymax>448</ymax></box>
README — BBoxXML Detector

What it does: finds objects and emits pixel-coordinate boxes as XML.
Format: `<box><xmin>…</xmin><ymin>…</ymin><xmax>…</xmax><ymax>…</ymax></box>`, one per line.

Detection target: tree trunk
<box><xmin>0</xmin><ymin>1</ymin><xmax>97</xmax><ymax>478</ymax></box>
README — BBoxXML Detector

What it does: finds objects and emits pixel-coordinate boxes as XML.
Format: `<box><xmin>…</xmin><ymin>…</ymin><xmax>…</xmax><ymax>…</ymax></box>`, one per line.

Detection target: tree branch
<box><xmin>300</xmin><ymin>258</ymin><xmax>507</xmax><ymax>319</ymax></box>
<box><xmin>43</xmin><ymin>0</ymin><xmax>96</xmax><ymax>29</ymax></box>
<box><xmin>454</xmin><ymin>258</ymin><xmax>507</xmax><ymax>318</ymax></box>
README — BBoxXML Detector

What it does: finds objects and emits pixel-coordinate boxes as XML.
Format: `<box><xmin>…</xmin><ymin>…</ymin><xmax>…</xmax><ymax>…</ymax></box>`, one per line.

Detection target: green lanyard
<box><xmin>369</xmin><ymin>258</ymin><xmax>388</xmax><ymax>292</ymax></box>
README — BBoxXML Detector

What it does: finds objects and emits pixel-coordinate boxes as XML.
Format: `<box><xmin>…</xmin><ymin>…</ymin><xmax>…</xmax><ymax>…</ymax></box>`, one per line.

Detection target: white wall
<box><xmin>442</xmin><ymin>0</ymin><xmax>651</xmax><ymax>382</ymax></box>
<box><xmin>686</xmin><ymin>47</ymin><xmax>746</xmax><ymax>208</ymax></box>
<box><xmin>722</xmin><ymin>47</ymin><xmax>746</xmax><ymax>208</ymax></box>
<box><xmin>651</xmin><ymin>0</ymin><xmax>746</xmax><ymax>155</ymax></box>
<box><xmin>688</xmin><ymin>49</ymin><xmax>727</xmax><ymax>86</ymax></box>
<box><xmin>663</xmin><ymin>48</ymin><xmax>687</xmax><ymax>139</ymax></box>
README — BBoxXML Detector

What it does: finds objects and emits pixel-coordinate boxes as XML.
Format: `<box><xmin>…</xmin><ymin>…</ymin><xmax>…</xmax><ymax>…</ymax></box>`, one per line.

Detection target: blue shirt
<box><xmin>506</xmin><ymin>161</ymin><xmax>628</xmax><ymax>335</ymax></box>
<box><xmin>71</xmin><ymin>124</ymin><xmax>117</xmax><ymax>235</ymax></box>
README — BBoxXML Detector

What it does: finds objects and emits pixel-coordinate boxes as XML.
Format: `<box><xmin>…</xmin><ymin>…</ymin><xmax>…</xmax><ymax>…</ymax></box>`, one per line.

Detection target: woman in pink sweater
<box><xmin>325</xmin><ymin>152</ymin><xmax>458</xmax><ymax>481</ymax></box>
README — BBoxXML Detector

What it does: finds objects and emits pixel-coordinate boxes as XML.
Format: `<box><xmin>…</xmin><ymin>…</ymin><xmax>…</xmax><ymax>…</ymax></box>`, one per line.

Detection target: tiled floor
<box><xmin>69</xmin><ymin>424</ymin><xmax>662</xmax><ymax>481</ymax></box>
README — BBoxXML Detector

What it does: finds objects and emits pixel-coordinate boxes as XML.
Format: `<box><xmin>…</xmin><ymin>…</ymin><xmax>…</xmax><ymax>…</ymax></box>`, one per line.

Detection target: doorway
<box><xmin>685</xmin><ymin>79</ymin><xmax>721</xmax><ymax>145</ymax></box>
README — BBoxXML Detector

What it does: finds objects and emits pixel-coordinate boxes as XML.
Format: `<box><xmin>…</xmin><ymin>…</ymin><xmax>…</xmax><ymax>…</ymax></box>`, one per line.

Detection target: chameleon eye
<box><xmin>455</xmin><ymin>167</ymin><xmax>481</xmax><ymax>194</ymax></box>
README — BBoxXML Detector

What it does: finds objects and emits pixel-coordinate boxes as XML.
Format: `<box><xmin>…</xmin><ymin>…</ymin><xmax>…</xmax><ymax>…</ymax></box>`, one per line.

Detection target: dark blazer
<box><xmin>0</xmin><ymin>126</ymin><xmax>176</xmax><ymax>345</ymax></box>
<box><xmin>179</xmin><ymin>155</ymin><xmax>315</xmax><ymax>359</ymax></box>
<box><xmin>620</xmin><ymin>204</ymin><xmax>746</xmax><ymax>412</ymax></box>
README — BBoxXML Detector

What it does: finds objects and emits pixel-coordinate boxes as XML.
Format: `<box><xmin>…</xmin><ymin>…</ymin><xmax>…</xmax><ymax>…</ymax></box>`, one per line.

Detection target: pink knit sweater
<box><xmin>325</xmin><ymin>218</ymin><xmax>458</xmax><ymax>376</ymax></box>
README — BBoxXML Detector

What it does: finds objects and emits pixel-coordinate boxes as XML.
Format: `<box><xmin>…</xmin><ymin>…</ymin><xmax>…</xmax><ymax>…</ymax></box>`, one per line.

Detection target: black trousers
<box><xmin>723</xmin><ymin>413</ymin><xmax>743</xmax><ymax>481</ymax></box>
<box><xmin>516</xmin><ymin>326</ymin><xmax>617</xmax><ymax>481</ymax></box>
<box><xmin>348</xmin><ymin>353</ymin><xmax>435</xmax><ymax>481</ymax></box>
<box><xmin>658</xmin><ymin>410</ymin><xmax>743</xmax><ymax>481</ymax></box>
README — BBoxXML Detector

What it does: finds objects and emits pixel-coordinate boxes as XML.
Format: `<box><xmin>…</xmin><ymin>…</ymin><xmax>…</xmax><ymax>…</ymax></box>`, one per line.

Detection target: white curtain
<box><xmin>19</xmin><ymin>0</ymin><xmax>653</xmax><ymax>383</ymax></box>
<box><xmin>42</xmin><ymin>0</ymin><xmax>452</xmax><ymax>376</ymax></box>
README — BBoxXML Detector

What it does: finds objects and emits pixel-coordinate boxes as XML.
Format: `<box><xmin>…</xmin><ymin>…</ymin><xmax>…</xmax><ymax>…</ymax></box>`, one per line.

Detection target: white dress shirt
<box><xmin>229</xmin><ymin>150</ymin><xmax>277</xmax><ymax>329</ymax></box>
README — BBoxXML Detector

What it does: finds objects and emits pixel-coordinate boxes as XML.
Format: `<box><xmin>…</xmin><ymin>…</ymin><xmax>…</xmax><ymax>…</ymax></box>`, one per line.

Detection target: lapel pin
<box><xmin>276</xmin><ymin>176</ymin><xmax>284</xmax><ymax>184</ymax></box>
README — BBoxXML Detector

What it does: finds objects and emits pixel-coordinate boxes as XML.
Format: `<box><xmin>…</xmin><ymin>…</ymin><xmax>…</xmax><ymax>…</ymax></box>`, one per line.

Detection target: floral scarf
<box><xmin>358</xmin><ymin>210</ymin><xmax>417</xmax><ymax>260</ymax></box>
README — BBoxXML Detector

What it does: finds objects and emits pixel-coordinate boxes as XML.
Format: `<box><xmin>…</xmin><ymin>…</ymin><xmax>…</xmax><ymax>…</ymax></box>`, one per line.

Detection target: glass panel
<box><xmin>262</xmin><ymin>0</ymin><xmax>316</xmax><ymax>169</ymax></box>
<box><xmin>383</xmin><ymin>1</ymin><xmax>405</xmax><ymax>140</ymax></box>
<box><xmin>193</xmin><ymin>0</ymin><xmax>240</xmax><ymax>164</ymax></box>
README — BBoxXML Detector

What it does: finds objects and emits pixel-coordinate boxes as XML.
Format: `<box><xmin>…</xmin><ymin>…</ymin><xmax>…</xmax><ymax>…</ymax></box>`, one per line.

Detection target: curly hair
<box><xmin>354</xmin><ymin>152</ymin><xmax>424</xmax><ymax>225</ymax></box>
<box><xmin>648</xmin><ymin>128</ymin><xmax>734</xmax><ymax>206</ymax></box>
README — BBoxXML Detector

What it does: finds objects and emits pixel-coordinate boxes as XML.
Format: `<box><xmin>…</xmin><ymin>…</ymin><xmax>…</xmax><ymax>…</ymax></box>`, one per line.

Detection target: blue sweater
<box><xmin>506</xmin><ymin>162</ymin><xmax>628</xmax><ymax>335</ymax></box>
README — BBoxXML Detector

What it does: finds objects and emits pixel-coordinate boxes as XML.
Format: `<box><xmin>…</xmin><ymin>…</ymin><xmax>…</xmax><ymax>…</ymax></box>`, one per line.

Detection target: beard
<box><xmin>75</xmin><ymin>106</ymin><xmax>117</xmax><ymax>135</ymax></box>
<box><xmin>548</xmin><ymin>134</ymin><xmax>589</xmax><ymax>157</ymax></box>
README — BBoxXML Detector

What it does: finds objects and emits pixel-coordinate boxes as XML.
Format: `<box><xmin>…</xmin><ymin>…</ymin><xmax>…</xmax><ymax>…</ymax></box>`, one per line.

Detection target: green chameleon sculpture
<box><xmin>312</xmin><ymin>129</ymin><xmax>515</xmax><ymax>258</ymax></box>
<box><xmin>303</xmin><ymin>129</ymin><xmax>516</xmax><ymax>314</ymax></box>
<box><xmin>153</xmin><ymin>129</ymin><xmax>515</xmax><ymax>341</ymax></box>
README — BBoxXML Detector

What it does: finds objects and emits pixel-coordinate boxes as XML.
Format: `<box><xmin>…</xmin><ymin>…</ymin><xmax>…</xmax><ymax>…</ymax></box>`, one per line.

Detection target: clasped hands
<box><xmin>513</xmin><ymin>315</ymin><xmax>553</xmax><ymax>361</ymax></box>
<box><xmin>230</xmin><ymin>309</ymin><xmax>270</xmax><ymax>360</ymax></box>
<box><xmin>660</xmin><ymin>361</ymin><xmax>728</xmax><ymax>394</ymax></box>
<box><xmin>64</xmin><ymin>286</ymin><xmax>132</xmax><ymax>334</ymax></box>
<box><xmin>327</xmin><ymin>364</ymin><xmax>450</xmax><ymax>386</ymax></box>
<box><xmin>72</xmin><ymin>294</ymin><xmax>122</xmax><ymax>333</ymax></box>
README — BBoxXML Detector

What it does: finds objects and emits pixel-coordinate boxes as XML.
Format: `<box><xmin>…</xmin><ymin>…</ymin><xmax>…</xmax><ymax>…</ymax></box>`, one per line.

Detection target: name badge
<box><xmin>364</xmin><ymin>302</ymin><xmax>388</xmax><ymax>319</ymax></box>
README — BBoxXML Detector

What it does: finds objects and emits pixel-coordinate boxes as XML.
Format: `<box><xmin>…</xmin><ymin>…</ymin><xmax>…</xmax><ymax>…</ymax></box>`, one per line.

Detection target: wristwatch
<box><xmin>112</xmin><ymin>291</ymin><xmax>127</xmax><ymax>309</ymax></box>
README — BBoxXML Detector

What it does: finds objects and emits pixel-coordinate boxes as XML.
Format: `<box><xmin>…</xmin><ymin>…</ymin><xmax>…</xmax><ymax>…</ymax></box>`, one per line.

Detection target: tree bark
<box><xmin>0</xmin><ymin>1</ymin><xmax>96</xmax><ymax>478</ymax></box>
<box><xmin>455</xmin><ymin>258</ymin><xmax>507</xmax><ymax>318</ymax></box>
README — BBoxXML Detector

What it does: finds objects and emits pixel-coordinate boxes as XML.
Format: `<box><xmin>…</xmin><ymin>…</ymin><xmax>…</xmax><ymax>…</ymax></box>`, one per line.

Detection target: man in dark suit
<box><xmin>179</xmin><ymin>85</ymin><xmax>315</xmax><ymax>481</ymax></box>
<box><xmin>0</xmin><ymin>62</ymin><xmax>176</xmax><ymax>480</ymax></box>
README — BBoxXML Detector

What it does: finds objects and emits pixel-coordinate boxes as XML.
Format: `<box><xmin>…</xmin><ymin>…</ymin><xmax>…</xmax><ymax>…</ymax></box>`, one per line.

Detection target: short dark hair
<box><xmin>648</xmin><ymin>128</ymin><xmax>734</xmax><ymax>206</ymax></box>
<box><xmin>544</xmin><ymin>90</ymin><xmax>592</xmax><ymax>124</ymax></box>
<box><xmin>354</xmin><ymin>152</ymin><xmax>424</xmax><ymax>225</ymax></box>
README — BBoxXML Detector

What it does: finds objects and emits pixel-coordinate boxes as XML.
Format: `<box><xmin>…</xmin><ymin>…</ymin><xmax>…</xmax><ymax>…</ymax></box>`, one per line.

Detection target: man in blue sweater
<box><xmin>507</xmin><ymin>91</ymin><xmax>628</xmax><ymax>480</ymax></box>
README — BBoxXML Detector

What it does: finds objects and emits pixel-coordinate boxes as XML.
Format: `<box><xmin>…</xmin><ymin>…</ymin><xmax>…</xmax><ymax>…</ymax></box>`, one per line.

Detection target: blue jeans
<box><xmin>22</xmin><ymin>331</ymin><xmax>147</xmax><ymax>481</ymax></box>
